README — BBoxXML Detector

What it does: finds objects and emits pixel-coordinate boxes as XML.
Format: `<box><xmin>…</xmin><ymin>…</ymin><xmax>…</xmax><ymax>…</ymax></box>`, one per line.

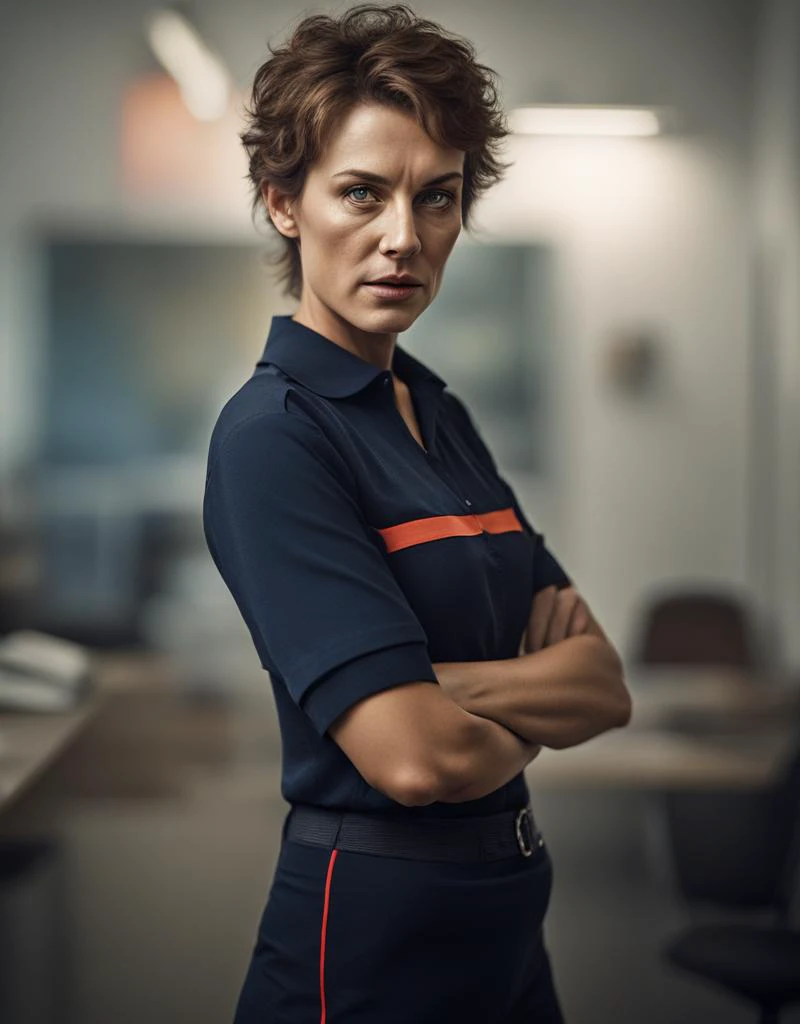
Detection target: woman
<box><xmin>202</xmin><ymin>5</ymin><xmax>631</xmax><ymax>1022</ymax></box>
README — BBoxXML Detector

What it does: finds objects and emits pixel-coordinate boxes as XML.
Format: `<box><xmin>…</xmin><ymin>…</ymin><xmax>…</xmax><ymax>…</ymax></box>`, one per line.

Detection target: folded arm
<box><xmin>434</xmin><ymin>586</ymin><xmax>632</xmax><ymax>750</ymax></box>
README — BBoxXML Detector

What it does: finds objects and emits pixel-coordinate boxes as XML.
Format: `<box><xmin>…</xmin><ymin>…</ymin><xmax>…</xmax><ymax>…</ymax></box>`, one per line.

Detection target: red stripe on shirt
<box><xmin>377</xmin><ymin>507</ymin><xmax>523</xmax><ymax>554</ymax></box>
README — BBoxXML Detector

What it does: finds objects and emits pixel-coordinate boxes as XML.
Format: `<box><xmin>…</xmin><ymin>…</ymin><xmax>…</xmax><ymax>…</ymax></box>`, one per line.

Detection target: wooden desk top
<box><xmin>529</xmin><ymin>722</ymin><xmax>798</xmax><ymax>790</ymax></box>
<box><xmin>0</xmin><ymin>649</ymin><xmax>180</xmax><ymax>816</ymax></box>
<box><xmin>530</xmin><ymin>667</ymin><xmax>800</xmax><ymax>790</ymax></box>
<box><xmin>0</xmin><ymin>693</ymin><xmax>106</xmax><ymax>813</ymax></box>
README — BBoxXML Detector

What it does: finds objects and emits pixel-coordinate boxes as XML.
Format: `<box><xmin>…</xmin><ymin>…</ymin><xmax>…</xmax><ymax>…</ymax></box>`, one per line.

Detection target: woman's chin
<box><xmin>356</xmin><ymin>305</ymin><xmax>424</xmax><ymax>336</ymax></box>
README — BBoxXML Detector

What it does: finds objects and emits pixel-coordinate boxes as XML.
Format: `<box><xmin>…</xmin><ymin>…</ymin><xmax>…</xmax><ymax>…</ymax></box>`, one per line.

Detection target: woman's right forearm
<box><xmin>434</xmin><ymin>711</ymin><xmax>541</xmax><ymax>804</ymax></box>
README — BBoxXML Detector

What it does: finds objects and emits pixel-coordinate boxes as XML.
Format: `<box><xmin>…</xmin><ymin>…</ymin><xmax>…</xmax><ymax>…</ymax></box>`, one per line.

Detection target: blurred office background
<box><xmin>0</xmin><ymin>1</ymin><xmax>798</xmax><ymax>1022</ymax></box>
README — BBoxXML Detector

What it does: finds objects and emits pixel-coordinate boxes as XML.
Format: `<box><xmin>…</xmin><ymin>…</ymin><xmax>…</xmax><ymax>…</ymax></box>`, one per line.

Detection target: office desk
<box><xmin>530</xmin><ymin>667</ymin><xmax>800</xmax><ymax>791</ymax></box>
<box><xmin>0</xmin><ymin>696</ymin><xmax>107</xmax><ymax>814</ymax></box>
<box><xmin>0</xmin><ymin>650</ymin><xmax>181</xmax><ymax>817</ymax></box>
<box><xmin>2</xmin><ymin>654</ymin><xmax>798</xmax><ymax>807</ymax></box>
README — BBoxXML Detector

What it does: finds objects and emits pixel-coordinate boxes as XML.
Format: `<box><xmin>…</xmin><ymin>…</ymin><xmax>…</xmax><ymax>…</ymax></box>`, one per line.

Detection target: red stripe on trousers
<box><xmin>319</xmin><ymin>848</ymin><xmax>338</xmax><ymax>1024</ymax></box>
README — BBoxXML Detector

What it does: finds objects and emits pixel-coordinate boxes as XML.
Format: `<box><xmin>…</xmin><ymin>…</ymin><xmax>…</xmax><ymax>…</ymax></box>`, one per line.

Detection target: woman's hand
<box><xmin>522</xmin><ymin>585</ymin><xmax>608</xmax><ymax>654</ymax></box>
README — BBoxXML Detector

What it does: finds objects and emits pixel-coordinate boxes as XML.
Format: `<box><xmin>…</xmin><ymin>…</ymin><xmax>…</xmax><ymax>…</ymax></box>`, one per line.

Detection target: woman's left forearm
<box><xmin>433</xmin><ymin>635</ymin><xmax>632</xmax><ymax>750</ymax></box>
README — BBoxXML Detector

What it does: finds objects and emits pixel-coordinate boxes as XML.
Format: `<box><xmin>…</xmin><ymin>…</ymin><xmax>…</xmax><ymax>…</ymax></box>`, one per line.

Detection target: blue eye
<box><xmin>343</xmin><ymin>185</ymin><xmax>456</xmax><ymax>209</ymax></box>
<box><xmin>422</xmin><ymin>190</ymin><xmax>455</xmax><ymax>209</ymax></box>
<box><xmin>345</xmin><ymin>186</ymin><xmax>373</xmax><ymax>203</ymax></box>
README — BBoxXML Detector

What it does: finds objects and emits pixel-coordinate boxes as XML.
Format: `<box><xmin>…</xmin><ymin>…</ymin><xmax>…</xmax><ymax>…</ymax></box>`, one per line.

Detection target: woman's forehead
<box><xmin>315</xmin><ymin>102</ymin><xmax>464</xmax><ymax>178</ymax></box>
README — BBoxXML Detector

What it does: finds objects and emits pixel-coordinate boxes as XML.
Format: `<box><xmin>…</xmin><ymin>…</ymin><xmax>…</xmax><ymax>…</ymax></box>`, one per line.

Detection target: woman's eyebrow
<box><xmin>332</xmin><ymin>169</ymin><xmax>463</xmax><ymax>186</ymax></box>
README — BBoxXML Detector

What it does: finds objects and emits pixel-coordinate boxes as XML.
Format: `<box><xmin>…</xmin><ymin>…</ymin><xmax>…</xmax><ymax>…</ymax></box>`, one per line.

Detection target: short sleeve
<box><xmin>203</xmin><ymin>411</ymin><xmax>438</xmax><ymax>736</ymax></box>
<box><xmin>443</xmin><ymin>392</ymin><xmax>572</xmax><ymax>596</ymax></box>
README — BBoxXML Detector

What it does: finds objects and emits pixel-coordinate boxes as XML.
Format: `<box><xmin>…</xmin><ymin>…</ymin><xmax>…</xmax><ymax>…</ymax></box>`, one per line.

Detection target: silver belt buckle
<box><xmin>515</xmin><ymin>807</ymin><xmax>535</xmax><ymax>857</ymax></box>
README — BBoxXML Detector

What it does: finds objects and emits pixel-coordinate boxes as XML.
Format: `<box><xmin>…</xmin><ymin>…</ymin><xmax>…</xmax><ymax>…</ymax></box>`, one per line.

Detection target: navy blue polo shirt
<box><xmin>202</xmin><ymin>315</ymin><xmax>571</xmax><ymax>819</ymax></box>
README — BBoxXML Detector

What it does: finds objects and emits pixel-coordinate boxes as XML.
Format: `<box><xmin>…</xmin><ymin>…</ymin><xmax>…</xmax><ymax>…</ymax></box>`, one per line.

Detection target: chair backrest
<box><xmin>634</xmin><ymin>589</ymin><xmax>758</xmax><ymax>668</ymax></box>
<box><xmin>662</xmin><ymin>734</ymin><xmax>800</xmax><ymax>922</ymax></box>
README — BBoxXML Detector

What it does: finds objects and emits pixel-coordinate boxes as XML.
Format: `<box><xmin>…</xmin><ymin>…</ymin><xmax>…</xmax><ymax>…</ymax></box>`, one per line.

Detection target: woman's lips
<box><xmin>363</xmin><ymin>282</ymin><xmax>423</xmax><ymax>300</ymax></box>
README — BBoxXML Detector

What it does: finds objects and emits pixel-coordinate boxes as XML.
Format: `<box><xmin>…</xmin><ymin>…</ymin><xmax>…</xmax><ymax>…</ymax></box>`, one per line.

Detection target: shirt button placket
<box><xmin>464</xmin><ymin>498</ymin><xmax>482</xmax><ymax>536</ymax></box>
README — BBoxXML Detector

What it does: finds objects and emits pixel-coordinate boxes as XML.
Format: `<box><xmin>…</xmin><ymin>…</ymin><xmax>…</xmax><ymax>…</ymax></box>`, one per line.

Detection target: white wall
<box><xmin>751</xmin><ymin>0</ymin><xmax>800</xmax><ymax>667</ymax></box>
<box><xmin>475</xmin><ymin>134</ymin><xmax>754</xmax><ymax>658</ymax></box>
<box><xmin>2</xmin><ymin>0</ymin><xmax>784</xmax><ymax>663</ymax></box>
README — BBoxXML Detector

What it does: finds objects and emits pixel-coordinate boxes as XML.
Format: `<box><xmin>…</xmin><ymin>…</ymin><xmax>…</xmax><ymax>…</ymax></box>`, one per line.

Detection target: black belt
<box><xmin>283</xmin><ymin>802</ymin><xmax>544</xmax><ymax>863</ymax></box>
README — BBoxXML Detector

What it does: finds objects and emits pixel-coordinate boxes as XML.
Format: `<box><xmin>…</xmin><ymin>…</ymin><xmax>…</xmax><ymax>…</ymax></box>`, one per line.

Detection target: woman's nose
<box><xmin>378</xmin><ymin>203</ymin><xmax>421</xmax><ymax>258</ymax></box>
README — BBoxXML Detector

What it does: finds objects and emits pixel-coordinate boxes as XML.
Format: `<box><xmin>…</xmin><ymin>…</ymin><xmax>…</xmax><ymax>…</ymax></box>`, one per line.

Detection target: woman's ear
<box><xmin>262</xmin><ymin>183</ymin><xmax>299</xmax><ymax>239</ymax></box>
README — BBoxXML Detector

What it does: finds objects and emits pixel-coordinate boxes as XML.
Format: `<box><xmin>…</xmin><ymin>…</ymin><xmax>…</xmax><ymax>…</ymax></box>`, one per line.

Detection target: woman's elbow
<box><xmin>562</xmin><ymin>667</ymin><xmax>632</xmax><ymax>747</ymax></box>
<box><xmin>614</xmin><ymin>686</ymin><xmax>633</xmax><ymax>728</ymax></box>
<box><xmin>610</xmin><ymin>657</ymin><xmax>633</xmax><ymax>729</ymax></box>
<box><xmin>589</xmin><ymin>635</ymin><xmax>632</xmax><ymax>728</ymax></box>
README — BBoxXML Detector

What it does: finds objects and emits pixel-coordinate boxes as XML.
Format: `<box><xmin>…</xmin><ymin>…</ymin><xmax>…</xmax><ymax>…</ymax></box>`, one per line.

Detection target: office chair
<box><xmin>660</xmin><ymin>736</ymin><xmax>800</xmax><ymax>1023</ymax></box>
<box><xmin>632</xmin><ymin>588</ymin><xmax>760</xmax><ymax>669</ymax></box>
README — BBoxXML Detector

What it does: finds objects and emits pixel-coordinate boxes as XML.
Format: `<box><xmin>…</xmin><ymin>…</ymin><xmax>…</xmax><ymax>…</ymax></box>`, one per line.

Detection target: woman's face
<box><xmin>266</xmin><ymin>101</ymin><xmax>464</xmax><ymax>356</ymax></box>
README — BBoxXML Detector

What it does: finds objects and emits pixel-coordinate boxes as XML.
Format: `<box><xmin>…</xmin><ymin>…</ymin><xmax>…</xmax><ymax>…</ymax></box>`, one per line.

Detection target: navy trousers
<box><xmin>233</xmin><ymin>817</ymin><xmax>565</xmax><ymax>1024</ymax></box>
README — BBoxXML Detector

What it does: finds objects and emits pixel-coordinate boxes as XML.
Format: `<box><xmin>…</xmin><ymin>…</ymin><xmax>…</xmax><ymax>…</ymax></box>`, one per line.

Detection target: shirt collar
<box><xmin>255</xmin><ymin>315</ymin><xmax>447</xmax><ymax>399</ymax></box>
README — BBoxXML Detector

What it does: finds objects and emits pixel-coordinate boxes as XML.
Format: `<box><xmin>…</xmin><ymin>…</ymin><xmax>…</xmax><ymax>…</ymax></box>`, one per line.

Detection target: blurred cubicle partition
<box><xmin>20</xmin><ymin>236</ymin><xmax>275</xmax><ymax>648</ymax></box>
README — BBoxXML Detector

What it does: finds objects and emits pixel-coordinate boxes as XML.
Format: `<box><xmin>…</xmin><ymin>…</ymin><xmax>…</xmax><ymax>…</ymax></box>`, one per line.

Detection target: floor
<box><xmin>0</xmin><ymin>677</ymin><xmax>797</xmax><ymax>1024</ymax></box>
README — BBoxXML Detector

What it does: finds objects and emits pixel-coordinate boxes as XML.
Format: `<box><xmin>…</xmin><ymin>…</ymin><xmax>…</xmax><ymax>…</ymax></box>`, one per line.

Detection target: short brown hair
<box><xmin>240</xmin><ymin>3</ymin><xmax>510</xmax><ymax>299</ymax></box>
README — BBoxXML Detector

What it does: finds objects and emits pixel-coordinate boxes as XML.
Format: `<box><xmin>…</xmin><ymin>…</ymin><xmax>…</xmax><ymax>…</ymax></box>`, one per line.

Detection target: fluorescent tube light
<box><xmin>145</xmin><ymin>9</ymin><xmax>231</xmax><ymax>121</ymax></box>
<box><xmin>510</xmin><ymin>105</ymin><xmax>667</xmax><ymax>137</ymax></box>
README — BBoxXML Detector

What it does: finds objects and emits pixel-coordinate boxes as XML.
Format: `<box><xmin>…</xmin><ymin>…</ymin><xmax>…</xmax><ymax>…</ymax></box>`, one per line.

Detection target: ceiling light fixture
<box><xmin>144</xmin><ymin>8</ymin><xmax>231</xmax><ymax>121</ymax></box>
<box><xmin>510</xmin><ymin>105</ymin><xmax>673</xmax><ymax>138</ymax></box>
